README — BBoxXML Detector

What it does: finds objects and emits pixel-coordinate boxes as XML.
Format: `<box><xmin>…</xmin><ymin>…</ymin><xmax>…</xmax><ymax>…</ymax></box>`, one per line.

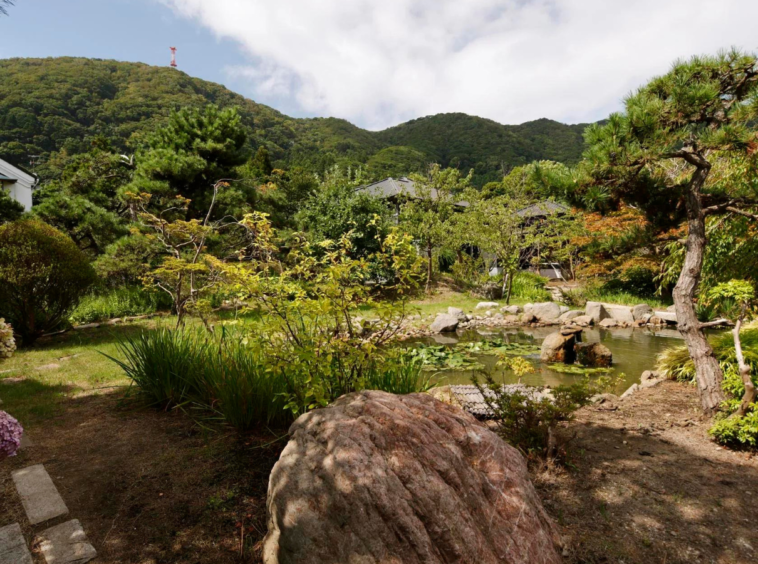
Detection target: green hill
<box><xmin>0</xmin><ymin>57</ymin><xmax>590</xmax><ymax>185</ymax></box>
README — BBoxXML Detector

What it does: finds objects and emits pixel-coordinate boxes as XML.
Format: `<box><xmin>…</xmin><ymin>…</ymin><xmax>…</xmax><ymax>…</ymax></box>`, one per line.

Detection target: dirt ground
<box><xmin>0</xmin><ymin>392</ymin><xmax>285</xmax><ymax>563</ymax></box>
<box><xmin>541</xmin><ymin>380</ymin><xmax>758</xmax><ymax>564</ymax></box>
<box><xmin>2</xmin><ymin>380</ymin><xmax>757</xmax><ymax>563</ymax></box>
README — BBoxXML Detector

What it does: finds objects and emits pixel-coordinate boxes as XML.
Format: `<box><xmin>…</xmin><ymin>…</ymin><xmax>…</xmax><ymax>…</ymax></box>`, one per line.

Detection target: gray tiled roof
<box><xmin>359</xmin><ymin>177</ymin><xmax>568</xmax><ymax>216</ymax></box>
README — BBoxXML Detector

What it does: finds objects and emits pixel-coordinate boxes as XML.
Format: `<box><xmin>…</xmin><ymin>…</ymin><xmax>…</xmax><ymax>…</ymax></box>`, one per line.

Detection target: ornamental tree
<box><xmin>400</xmin><ymin>165</ymin><xmax>472</xmax><ymax>292</ymax></box>
<box><xmin>582</xmin><ymin>50</ymin><xmax>758</xmax><ymax>413</ymax></box>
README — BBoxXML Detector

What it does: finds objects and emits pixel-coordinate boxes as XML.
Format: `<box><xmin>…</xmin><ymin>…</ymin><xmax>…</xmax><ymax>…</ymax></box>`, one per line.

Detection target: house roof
<box><xmin>0</xmin><ymin>157</ymin><xmax>37</xmax><ymax>185</ymax></box>
<box><xmin>358</xmin><ymin>177</ymin><xmax>469</xmax><ymax>207</ymax></box>
<box><xmin>516</xmin><ymin>200</ymin><xmax>570</xmax><ymax>218</ymax></box>
<box><xmin>0</xmin><ymin>173</ymin><xmax>18</xmax><ymax>182</ymax></box>
<box><xmin>359</xmin><ymin>177</ymin><xmax>569</xmax><ymax>216</ymax></box>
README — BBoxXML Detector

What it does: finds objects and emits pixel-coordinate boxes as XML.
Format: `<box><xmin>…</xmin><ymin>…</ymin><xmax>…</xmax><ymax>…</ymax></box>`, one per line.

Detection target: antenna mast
<box><xmin>170</xmin><ymin>47</ymin><xmax>177</xmax><ymax>68</ymax></box>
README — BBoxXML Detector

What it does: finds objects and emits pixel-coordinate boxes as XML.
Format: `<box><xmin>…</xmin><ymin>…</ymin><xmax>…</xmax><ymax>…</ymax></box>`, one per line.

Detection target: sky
<box><xmin>2</xmin><ymin>0</ymin><xmax>758</xmax><ymax>130</ymax></box>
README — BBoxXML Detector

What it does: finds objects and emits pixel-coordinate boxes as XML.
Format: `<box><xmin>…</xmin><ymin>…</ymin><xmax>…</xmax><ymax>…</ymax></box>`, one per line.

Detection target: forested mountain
<box><xmin>0</xmin><ymin>57</ymin><xmax>590</xmax><ymax>185</ymax></box>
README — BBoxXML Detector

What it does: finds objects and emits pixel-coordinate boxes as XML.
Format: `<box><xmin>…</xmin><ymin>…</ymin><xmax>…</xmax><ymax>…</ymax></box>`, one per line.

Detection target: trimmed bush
<box><xmin>0</xmin><ymin>220</ymin><xmax>97</xmax><ymax>344</ymax></box>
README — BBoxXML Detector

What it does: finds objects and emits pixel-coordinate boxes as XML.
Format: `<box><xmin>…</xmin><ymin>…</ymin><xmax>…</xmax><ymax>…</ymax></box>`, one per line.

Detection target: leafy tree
<box><xmin>0</xmin><ymin>190</ymin><xmax>24</xmax><ymax>224</ymax></box>
<box><xmin>582</xmin><ymin>50</ymin><xmax>758</xmax><ymax>413</ymax></box>
<box><xmin>297</xmin><ymin>166</ymin><xmax>390</xmax><ymax>257</ymax></box>
<box><xmin>400</xmin><ymin>165</ymin><xmax>472</xmax><ymax>291</ymax></box>
<box><xmin>126</xmin><ymin>105</ymin><xmax>250</xmax><ymax>218</ymax></box>
<box><xmin>249</xmin><ymin>145</ymin><xmax>273</xmax><ymax>177</ymax></box>
<box><xmin>0</xmin><ymin>220</ymin><xmax>97</xmax><ymax>344</ymax></box>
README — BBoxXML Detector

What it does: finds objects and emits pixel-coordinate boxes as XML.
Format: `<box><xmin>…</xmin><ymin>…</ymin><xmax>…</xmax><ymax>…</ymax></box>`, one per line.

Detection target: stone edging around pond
<box><xmin>395</xmin><ymin>300</ymin><xmax>697</xmax><ymax>340</ymax></box>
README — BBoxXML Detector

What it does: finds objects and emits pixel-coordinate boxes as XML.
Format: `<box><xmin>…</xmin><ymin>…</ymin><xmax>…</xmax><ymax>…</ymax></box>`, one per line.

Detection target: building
<box><xmin>0</xmin><ymin>157</ymin><xmax>37</xmax><ymax>211</ymax></box>
<box><xmin>358</xmin><ymin>176</ymin><xmax>469</xmax><ymax>217</ymax></box>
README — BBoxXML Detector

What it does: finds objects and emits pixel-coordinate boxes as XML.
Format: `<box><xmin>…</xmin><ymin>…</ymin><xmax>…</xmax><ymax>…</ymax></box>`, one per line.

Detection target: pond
<box><xmin>407</xmin><ymin>326</ymin><xmax>694</xmax><ymax>394</ymax></box>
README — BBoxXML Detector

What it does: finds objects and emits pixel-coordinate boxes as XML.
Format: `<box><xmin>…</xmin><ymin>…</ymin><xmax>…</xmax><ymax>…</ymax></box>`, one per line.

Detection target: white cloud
<box><xmin>159</xmin><ymin>0</ymin><xmax>758</xmax><ymax>130</ymax></box>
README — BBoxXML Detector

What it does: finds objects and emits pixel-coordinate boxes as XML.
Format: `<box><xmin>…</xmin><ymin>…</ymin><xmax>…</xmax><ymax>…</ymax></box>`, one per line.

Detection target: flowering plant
<box><xmin>0</xmin><ymin>411</ymin><xmax>23</xmax><ymax>459</ymax></box>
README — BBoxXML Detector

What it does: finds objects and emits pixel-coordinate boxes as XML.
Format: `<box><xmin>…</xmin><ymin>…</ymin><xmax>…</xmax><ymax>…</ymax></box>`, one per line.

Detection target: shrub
<box><xmin>0</xmin><ymin>219</ymin><xmax>97</xmax><ymax>344</ymax></box>
<box><xmin>70</xmin><ymin>286</ymin><xmax>170</xmax><ymax>324</ymax></box>
<box><xmin>473</xmin><ymin>371</ymin><xmax>596</xmax><ymax>457</ymax></box>
<box><xmin>0</xmin><ymin>319</ymin><xmax>15</xmax><ymax>360</ymax></box>
<box><xmin>600</xmin><ymin>267</ymin><xmax>658</xmax><ymax>298</ymax></box>
<box><xmin>510</xmin><ymin>271</ymin><xmax>551</xmax><ymax>302</ymax></box>
<box><xmin>657</xmin><ymin>328</ymin><xmax>758</xmax><ymax>448</ymax></box>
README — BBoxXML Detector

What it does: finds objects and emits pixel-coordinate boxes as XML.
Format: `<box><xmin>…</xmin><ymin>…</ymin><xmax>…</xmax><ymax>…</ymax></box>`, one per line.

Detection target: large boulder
<box><xmin>263</xmin><ymin>391</ymin><xmax>562</xmax><ymax>564</ymax></box>
<box><xmin>501</xmin><ymin>305</ymin><xmax>521</xmax><ymax>315</ymax></box>
<box><xmin>632</xmin><ymin>304</ymin><xmax>654</xmax><ymax>321</ymax></box>
<box><xmin>575</xmin><ymin>342</ymin><xmax>613</xmax><ymax>367</ymax></box>
<box><xmin>585</xmin><ymin>301</ymin><xmax>610</xmax><ymax>323</ymax></box>
<box><xmin>604</xmin><ymin>305</ymin><xmax>635</xmax><ymax>324</ymax></box>
<box><xmin>430</xmin><ymin>313</ymin><xmax>459</xmax><ymax>333</ymax></box>
<box><xmin>475</xmin><ymin>301</ymin><xmax>500</xmax><ymax>310</ymax></box>
<box><xmin>540</xmin><ymin>331</ymin><xmax>577</xmax><ymax>363</ymax></box>
<box><xmin>531</xmin><ymin>302</ymin><xmax>561</xmax><ymax>322</ymax></box>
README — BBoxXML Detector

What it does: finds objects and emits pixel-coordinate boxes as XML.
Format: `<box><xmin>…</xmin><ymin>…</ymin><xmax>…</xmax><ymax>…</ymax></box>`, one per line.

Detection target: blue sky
<box><xmin>2</xmin><ymin>1</ymin><xmax>758</xmax><ymax>130</ymax></box>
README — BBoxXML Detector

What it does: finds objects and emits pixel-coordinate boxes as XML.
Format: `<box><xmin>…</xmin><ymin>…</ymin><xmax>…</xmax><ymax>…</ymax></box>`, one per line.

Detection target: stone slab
<box><xmin>0</xmin><ymin>523</ymin><xmax>33</xmax><ymax>564</ymax></box>
<box><xmin>11</xmin><ymin>464</ymin><xmax>69</xmax><ymax>525</ymax></box>
<box><xmin>37</xmin><ymin>520</ymin><xmax>96</xmax><ymax>564</ymax></box>
<box><xmin>604</xmin><ymin>304</ymin><xmax>635</xmax><ymax>324</ymax></box>
<box><xmin>655</xmin><ymin>311</ymin><xmax>677</xmax><ymax>323</ymax></box>
<box><xmin>19</xmin><ymin>433</ymin><xmax>33</xmax><ymax>449</ymax></box>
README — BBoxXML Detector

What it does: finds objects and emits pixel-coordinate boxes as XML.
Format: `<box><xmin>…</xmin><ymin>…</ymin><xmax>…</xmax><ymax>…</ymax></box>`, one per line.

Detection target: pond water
<box><xmin>408</xmin><ymin>326</ymin><xmax>696</xmax><ymax>394</ymax></box>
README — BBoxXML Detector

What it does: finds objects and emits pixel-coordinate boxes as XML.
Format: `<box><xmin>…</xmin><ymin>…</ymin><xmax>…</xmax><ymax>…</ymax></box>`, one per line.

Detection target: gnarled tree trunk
<box><xmin>673</xmin><ymin>164</ymin><xmax>725</xmax><ymax>414</ymax></box>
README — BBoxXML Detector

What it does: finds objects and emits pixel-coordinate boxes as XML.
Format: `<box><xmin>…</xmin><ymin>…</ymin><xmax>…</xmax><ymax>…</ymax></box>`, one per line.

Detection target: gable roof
<box><xmin>0</xmin><ymin>157</ymin><xmax>37</xmax><ymax>185</ymax></box>
<box><xmin>516</xmin><ymin>200</ymin><xmax>570</xmax><ymax>218</ymax></box>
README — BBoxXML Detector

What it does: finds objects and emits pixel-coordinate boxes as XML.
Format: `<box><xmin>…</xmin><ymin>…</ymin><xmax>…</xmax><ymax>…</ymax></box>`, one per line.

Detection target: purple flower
<box><xmin>0</xmin><ymin>411</ymin><xmax>23</xmax><ymax>459</ymax></box>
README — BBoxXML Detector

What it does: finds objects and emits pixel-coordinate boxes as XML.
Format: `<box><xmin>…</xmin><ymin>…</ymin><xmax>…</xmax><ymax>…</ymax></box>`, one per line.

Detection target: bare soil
<box><xmin>0</xmin><ymin>392</ymin><xmax>285</xmax><ymax>563</ymax></box>
<box><xmin>2</xmin><ymin>380</ymin><xmax>756</xmax><ymax>563</ymax></box>
<box><xmin>541</xmin><ymin>380</ymin><xmax>758</xmax><ymax>563</ymax></box>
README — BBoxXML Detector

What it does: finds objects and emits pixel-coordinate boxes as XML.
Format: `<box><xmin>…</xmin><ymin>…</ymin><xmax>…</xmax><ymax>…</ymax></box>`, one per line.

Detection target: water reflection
<box><xmin>412</xmin><ymin>326</ymin><xmax>695</xmax><ymax>394</ymax></box>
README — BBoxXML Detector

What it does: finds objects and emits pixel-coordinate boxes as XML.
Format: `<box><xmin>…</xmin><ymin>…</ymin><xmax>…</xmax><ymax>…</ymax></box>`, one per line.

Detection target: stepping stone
<box><xmin>19</xmin><ymin>433</ymin><xmax>33</xmax><ymax>449</ymax></box>
<box><xmin>11</xmin><ymin>465</ymin><xmax>69</xmax><ymax>525</ymax></box>
<box><xmin>0</xmin><ymin>523</ymin><xmax>33</xmax><ymax>564</ymax></box>
<box><xmin>37</xmin><ymin>520</ymin><xmax>96</xmax><ymax>564</ymax></box>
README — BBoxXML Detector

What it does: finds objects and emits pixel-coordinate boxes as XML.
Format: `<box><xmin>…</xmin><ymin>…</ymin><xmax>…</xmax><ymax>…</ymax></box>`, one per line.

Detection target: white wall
<box><xmin>0</xmin><ymin>159</ymin><xmax>36</xmax><ymax>211</ymax></box>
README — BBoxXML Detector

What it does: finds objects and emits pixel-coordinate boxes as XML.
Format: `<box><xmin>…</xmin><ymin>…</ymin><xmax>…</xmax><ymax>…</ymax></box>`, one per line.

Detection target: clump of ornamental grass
<box><xmin>0</xmin><ymin>411</ymin><xmax>23</xmax><ymax>460</ymax></box>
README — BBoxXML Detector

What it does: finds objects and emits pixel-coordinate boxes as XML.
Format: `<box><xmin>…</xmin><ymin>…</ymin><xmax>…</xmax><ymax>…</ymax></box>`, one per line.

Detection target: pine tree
<box><xmin>583</xmin><ymin>50</ymin><xmax>758</xmax><ymax>413</ymax></box>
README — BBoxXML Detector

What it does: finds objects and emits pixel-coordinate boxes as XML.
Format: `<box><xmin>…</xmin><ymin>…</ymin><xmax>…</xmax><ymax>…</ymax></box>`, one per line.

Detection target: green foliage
<box><xmin>69</xmin><ymin>286</ymin><xmax>169</xmax><ymax>324</ymax></box>
<box><xmin>472</xmin><ymin>372</ymin><xmax>598</xmax><ymax>456</ymax></box>
<box><xmin>0</xmin><ymin>318</ymin><xmax>15</xmax><ymax>360</ymax></box>
<box><xmin>110</xmin><ymin>328</ymin><xmax>292</xmax><ymax>429</ymax></box>
<box><xmin>127</xmin><ymin>105</ymin><xmax>249</xmax><ymax>218</ymax></box>
<box><xmin>510</xmin><ymin>271</ymin><xmax>551</xmax><ymax>302</ymax></box>
<box><xmin>599</xmin><ymin>267</ymin><xmax>658</xmax><ymax>299</ymax></box>
<box><xmin>709</xmin><ymin>409</ymin><xmax>758</xmax><ymax>447</ymax></box>
<box><xmin>365</xmin><ymin>145</ymin><xmax>429</xmax><ymax>178</ymax></box>
<box><xmin>296</xmin><ymin>166</ymin><xmax>391</xmax><ymax>257</ymax></box>
<box><xmin>0</xmin><ymin>219</ymin><xmax>96</xmax><ymax>344</ymax></box>
<box><xmin>0</xmin><ymin>58</ymin><xmax>588</xmax><ymax>187</ymax></box>
<box><xmin>406</xmin><ymin>339</ymin><xmax>541</xmax><ymax>371</ymax></box>
<box><xmin>0</xmin><ymin>189</ymin><xmax>24</xmax><ymax>224</ymax></box>
<box><xmin>657</xmin><ymin>329</ymin><xmax>758</xmax><ymax>382</ymax></box>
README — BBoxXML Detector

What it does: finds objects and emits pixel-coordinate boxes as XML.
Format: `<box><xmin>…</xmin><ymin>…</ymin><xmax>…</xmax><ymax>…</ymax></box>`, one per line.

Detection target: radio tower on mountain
<box><xmin>170</xmin><ymin>47</ymin><xmax>177</xmax><ymax>68</ymax></box>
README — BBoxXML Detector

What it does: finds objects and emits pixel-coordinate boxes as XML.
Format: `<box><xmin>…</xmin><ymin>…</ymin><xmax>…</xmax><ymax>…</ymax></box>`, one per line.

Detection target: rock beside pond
<box><xmin>447</xmin><ymin>307</ymin><xmax>465</xmax><ymax>319</ymax></box>
<box><xmin>531</xmin><ymin>302</ymin><xmax>561</xmax><ymax>322</ymax></box>
<box><xmin>575</xmin><ymin>342</ymin><xmax>613</xmax><ymax>368</ymax></box>
<box><xmin>571</xmin><ymin>315</ymin><xmax>595</xmax><ymax>327</ymax></box>
<box><xmin>430</xmin><ymin>313</ymin><xmax>460</xmax><ymax>333</ymax></box>
<box><xmin>521</xmin><ymin>312</ymin><xmax>537</xmax><ymax>324</ymax></box>
<box><xmin>599</xmin><ymin>318</ymin><xmax>618</xmax><ymax>328</ymax></box>
<box><xmin>263</xmin><ymin>391</ymin><xmax>562</xmax><ymax>564</ymax></box>
<box><xmin>540</xmin><ymin>331</ymin><xmax>577</xmax><ymax>363</ymax></box>
<box><xmin>475</xmin><ymin>301</ymin><xmax>500</xmax><ymax>310</ymax></box>
<box><xmin>632</xmin><ymin>304</ymin><xmax>654</xmax><ymax>321</ymax></box>
<box><xmin>501</xmin><ymin>305</ymin><xmax>521</xmax><ymax>315</ymax></box>
<box><xmin>559</xmin><ymin>310</ymin><xmax>584</xmax><ymax>323</ymax></box>
<box><xmin>585</xmin><ymin>301</ymin><xmax>610</xmax><ymax>323</ymax></box>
